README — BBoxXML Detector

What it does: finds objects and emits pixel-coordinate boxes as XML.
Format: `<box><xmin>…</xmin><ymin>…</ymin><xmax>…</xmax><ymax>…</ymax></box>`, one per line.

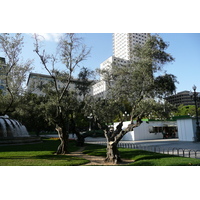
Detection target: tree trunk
<box><xmin>101</xmin><ymin>122</ymin><xmax>124</xmax><ymax>164</ymax></box>
<box><xmin>56</xmin><ymin>125</ymin><xmax>69</xmax><ymax>154</ymax></box>
<box><xmin>75</xmin><ymin>132</ymin><xmax>85</xmax><ymax>147</ymax></box>
<box><xmin>101</xmin><ymin>121</ymin><xmax>139</xmax><ymax>164</ymax></box>
<box><xmin>105</xmin><ymin>141</ymin><xmax>122</xmax><ymax>164</ymax></box>
<box><xmin>69</xmin><ymin>118</ymin><xmax>85</xmax><ymax>147</ymax></box>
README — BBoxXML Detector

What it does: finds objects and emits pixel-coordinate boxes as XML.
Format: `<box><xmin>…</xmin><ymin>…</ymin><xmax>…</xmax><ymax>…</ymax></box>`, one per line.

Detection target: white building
<box><xmin>99</xmin><ymin>56</ymin><xmax>131</xmax><ymax>80</ymax></box>
<box><xmin>113</xmin><ymin>33</ymin><xmax>150</xmax><ymax>61</ymax></box>
<box><xmin>114</xmin><ymin>116</ymin><xmax>200</xmax><ymax>142</ymax></box>
<box><xmin>93</xmin><ymin>56</ymin><xmax>129</xmax><ymax>98</ymax></box>
<box><xmin>176</xmin><ymin>116</ymin><xmax>197</xmax><ymax>141</ymax></box>
<box><xmin>114</xmin><ymin>120</ymin><xmax>177</xmax><ymax>141</ymax></box>
<box><xmin>93</xmin><ymin>33</ymin><xmax>150</xmax><ymax>98</ymax></box>
<box><xmin>92</xmin><ymin>80</ymin><xmax>107</xmax><ymax>99</ymax></box>
<box><xmin>27</xmin><ymin>72</ymin><xmax>92</xmax><ymax>100</ymax></box>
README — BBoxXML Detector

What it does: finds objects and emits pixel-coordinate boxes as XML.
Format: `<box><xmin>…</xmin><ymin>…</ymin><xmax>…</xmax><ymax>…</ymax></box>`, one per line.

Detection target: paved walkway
<box><xmin>85</xmin><ymin>138</ymin><xmax>200</xmax><ymax>159</ymax></box>
<box><xmin>70</xmin><ymin>146</ymin><xmax>135</xmax><ymax>166</ymax></box>
<box><xmin>85</xmin><ymin>138</ymin><xmax>200</xmax><ymax>151</ymax></box>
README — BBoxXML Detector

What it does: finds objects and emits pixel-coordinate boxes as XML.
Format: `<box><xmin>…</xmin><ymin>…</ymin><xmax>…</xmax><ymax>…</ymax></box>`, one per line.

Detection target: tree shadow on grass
<box><xmin>119</xmin><ymin>149</ymin><xmax>184</xmax><ymax>166</ymax></box>
<box><xmin>0</xmin><ymin>154</ymin><xmax>87</xmax><ymax>161</ymax></box>
<box><xmin>0</xmin><ymin>139</ymin><xmax>78</xmax><ymax>152</ymax></box>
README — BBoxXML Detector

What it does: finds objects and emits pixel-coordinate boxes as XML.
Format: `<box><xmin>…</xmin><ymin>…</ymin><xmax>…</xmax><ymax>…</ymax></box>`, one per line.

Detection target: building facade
<box><xmin>114</xmin><ymin>120</ymin><xmax>177</xmax><ymax>141</ymax></box>
<box><xmin>113</xmin><ymin>33</ymin><xmax>150</xmax><ymax>61</ymax></box>
<box><xmin>92</xmin><ymin>80</ymin><xmax>107</xmax><ymax>99</ymax></box>
<box><xmin>165</xmin><ymin>91</ymin><xmax>198</xmax><ymax>106</ymax></box>
<box><xmin>94</xmin><ymin>55</ymin><xmax>130</xmax><ymax>98</ymax></box>
<box><xmin>99</xmin><ymin>56</ymin><xmax>131</xmax><ymax>80</ymax></box>
<box><xmin>27</xmin><ymin>72</ymin><xmax>92</xmax><ymax>100</ymax></box>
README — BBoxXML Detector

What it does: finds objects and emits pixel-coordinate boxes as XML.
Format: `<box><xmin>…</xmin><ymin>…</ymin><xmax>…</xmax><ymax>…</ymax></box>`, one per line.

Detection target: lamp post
<box><xmin>190</xmin><ymin>85</ymin><xmax>200</xmax><ymax>142</ymax></box>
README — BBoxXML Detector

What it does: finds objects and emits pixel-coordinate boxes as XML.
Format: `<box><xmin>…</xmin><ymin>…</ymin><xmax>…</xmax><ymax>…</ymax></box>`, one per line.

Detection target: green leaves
<box><xmin>0</xmin><ymin>33</ymin><xmax>33</xmax><ymax>115</ymax></box>
<box><xmin>100</xmin><ymin>34</ymin><xmax>177</xmax><ymax>121</ymax></box>
<box><xmin>154</xmin><ymin>73</ymin><xmax>178</xmax><ymax>98</ymax></box>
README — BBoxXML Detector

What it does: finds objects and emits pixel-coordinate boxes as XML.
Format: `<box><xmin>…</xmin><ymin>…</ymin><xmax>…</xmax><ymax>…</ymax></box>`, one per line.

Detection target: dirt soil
<box><xmin>70</xmin><ymin>147</ymin><xmax>135</xmax><ymax>166</ymax></box>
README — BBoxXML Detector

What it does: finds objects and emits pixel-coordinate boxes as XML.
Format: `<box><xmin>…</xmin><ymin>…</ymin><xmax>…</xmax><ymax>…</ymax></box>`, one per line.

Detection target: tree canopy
<box><xmin>100</xmin><ymin>34</ymin><xmax>178</xmax><ymax>121</ymax></box>
<box><xmin>0</xmin><ymin>33</ymin><xmax>33</xmax><ymax>115</ymax></box>
<box><xmin>33</xmin><ymin>33</ymin><xmax>91</xmax><ymax>153</ymax></box>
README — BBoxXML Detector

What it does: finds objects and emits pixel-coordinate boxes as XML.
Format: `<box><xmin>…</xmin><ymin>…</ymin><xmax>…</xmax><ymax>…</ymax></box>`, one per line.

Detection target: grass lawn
<box><xmin>2</xmin><ymin>139</ymin><xmax>200</xmax><ymax>166</ymax></box>
<box><xmin>0</xmin><ymin>138</ymin><xmax>89</xmax><ymax>166</ymax></box>
<box><xmin>83</xmin><ymin>144</ymin><xmax>200</xmax><ymax>166</ymax></box>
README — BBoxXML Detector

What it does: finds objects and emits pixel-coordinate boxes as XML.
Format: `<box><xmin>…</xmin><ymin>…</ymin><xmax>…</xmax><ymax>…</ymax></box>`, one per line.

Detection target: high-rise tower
<box><xmin>113</xmin><ymin>33</ymin><xmax>149</xmax><ymax>60</ymax></box>
<box><xmin>92</xmin><ymin>33</ymin><xmax>150</xmax><ymax>98</ymax></box>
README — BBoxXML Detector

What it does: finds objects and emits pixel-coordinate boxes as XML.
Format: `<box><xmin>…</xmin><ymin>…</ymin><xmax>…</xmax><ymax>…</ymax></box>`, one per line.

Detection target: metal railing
<box><xmin>86</xmin><ymin>141</ymin><xmax>200</xmax><ymax>159</ymax></box>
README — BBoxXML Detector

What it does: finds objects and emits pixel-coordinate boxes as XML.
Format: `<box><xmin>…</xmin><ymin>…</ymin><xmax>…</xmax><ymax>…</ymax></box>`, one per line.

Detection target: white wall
<box><xmin>134</xmin><ymin>122</ymin><xmax>163</xmax><ymax>140</ymax></box>
<box><xmin>114</xmin><ymin>121</ymin><xmax>176</xmax><ymax>141</ymax></box>
<box><xmin>121</xmin><ymin>131</ymin><xmax>135</xmax><ymax>141</ymax></box>
<box><xmin>177</xmin><ymin>118</ymin><xmax>195</xmax><ymax>141</ymax></box>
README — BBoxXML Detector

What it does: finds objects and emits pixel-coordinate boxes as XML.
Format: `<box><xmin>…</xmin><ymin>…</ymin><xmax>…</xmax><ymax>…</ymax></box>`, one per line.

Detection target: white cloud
<box><xmin>31</xmin><ymin>33</ymin><xmax>63</xmax><ymax>42</ymax></box>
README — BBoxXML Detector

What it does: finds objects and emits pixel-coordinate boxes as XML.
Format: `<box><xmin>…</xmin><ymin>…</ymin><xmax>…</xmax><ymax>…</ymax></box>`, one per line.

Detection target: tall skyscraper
<box><xmin>93</xmin><ymin>33</ymin><xmax>150</xmax><ymax>98</ymax></box>
<box><xmin>113</xmin><ymin>33</ymin><xmax>150</xmax><ymax>61</ymax></box>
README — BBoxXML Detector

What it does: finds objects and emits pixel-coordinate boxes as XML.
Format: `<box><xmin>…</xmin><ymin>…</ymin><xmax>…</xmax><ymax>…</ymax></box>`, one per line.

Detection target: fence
<box><xmin>86</xmin><ymin>141</ymin><xmax>200</xmax><ymax>159</ymax></box>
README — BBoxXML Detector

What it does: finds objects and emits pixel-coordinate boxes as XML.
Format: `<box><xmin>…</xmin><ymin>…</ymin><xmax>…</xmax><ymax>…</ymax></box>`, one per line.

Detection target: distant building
<box><xmin>27</xmin><ymin>72</ymin><xmax>92</xmax><ymax>100</ymax></box>
<box><xmin>165</xmin><ymin>91</ymin><xmax>198</xmax><ymax>106</ymax></box>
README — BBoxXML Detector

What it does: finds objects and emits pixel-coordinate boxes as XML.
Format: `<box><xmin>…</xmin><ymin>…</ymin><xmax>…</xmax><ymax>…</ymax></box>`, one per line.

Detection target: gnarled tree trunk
<box><xmin>102</xmin><ymin>121</ymin><xmax>139</xmax><ymax>164</ymax></box>
<box><xmin>56</xmin><ymin>124</ymin><xmax>69</xmax><ymax>154</ymax></box>
<box><xmin>105</xmin><ymin>141</ymin><xmax>122</xmax><ymax>164</ymax></box>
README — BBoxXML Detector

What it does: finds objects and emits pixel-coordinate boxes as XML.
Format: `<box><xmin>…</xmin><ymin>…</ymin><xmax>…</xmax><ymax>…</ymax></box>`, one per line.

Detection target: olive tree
<box><xmin>0</xmin><ymin>33</ymin><xmax>33</xmax><ymax>116</ymax></box>
<box><xmin>33</xmin><ymin>33</ymin><xmax>90</xmax><ymax>154</ymax></box>
<box><xmin>99</xmin><ymin>34</ymin><xmax>178</xmax><ymax>164</ymax></box>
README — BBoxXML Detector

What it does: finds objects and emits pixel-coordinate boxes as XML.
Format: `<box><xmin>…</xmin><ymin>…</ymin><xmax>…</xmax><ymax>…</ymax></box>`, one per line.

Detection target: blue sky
<box><xmin>159</xmin><ymin>33</ymin><xmax>200</xmax><ymax>92</ymax></box>
<box><xmin>20</xmin><ymin>33</ymin><xmax>113</xmax><ymax>74</ymax></box>
<box><xmin>4</xmin><ymin>33</ymin><xmax>199</xmax><ymax>93</ymax></box>
<box><xmin>1</xmin><ymin>1</ymin><xmax>200</xmax><ymax>94</ymax></box>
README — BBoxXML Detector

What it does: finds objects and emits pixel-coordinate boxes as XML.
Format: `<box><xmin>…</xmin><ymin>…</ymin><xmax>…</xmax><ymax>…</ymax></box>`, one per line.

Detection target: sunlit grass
<box><xmin>0</xmin><ymin>139</ymin><xmax>89</xmax><ymax>166</ymax></box>
<box><xmin>1</xmin><ymin>139</ymin><xmax>200</xmax><ymax>166</ymax></box>
<box><xmin>83</xmin><ymin>144</ymin><xmax>200</xmax><ymax>166</ymax></box>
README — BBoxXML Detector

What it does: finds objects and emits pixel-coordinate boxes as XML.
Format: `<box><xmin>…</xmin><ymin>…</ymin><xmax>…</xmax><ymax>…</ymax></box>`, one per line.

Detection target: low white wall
<box><xmin>114</xmin><ymin>121</ymin><xmax>176</xmax><ymax>141</ymax></box>
<box><xmin>134</xmin><ymin>122</ymin><xmax>163</xmax><ymax>140</ymax></box>
<box><xmin>121</xmin><ymin>131</ymin><xmax>135</xmax><ymax>141</ymax></box>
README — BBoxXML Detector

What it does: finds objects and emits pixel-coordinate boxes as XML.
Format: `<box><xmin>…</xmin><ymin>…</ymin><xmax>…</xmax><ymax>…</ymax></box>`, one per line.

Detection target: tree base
<box><xmin>104</xmin><ymin>157</ymin><xmax>122</xmax><ymax>164</ymax></box>
<box><xmin>56</xmin><ymin>140</ymin><xmax>69</xmax><ymax>154</ymax></box>
<box><xmin>105</xmin><ymin>143</ymin><xmax>122</xmax><ymax>164</ymax></box>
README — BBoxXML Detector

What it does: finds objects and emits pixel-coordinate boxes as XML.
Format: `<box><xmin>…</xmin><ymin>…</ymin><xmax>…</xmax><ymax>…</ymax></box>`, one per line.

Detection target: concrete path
<box><xmin>70</xmin><ymin>146</ymin><xmax>135</xmax><ymax>166</ymax></box>
<box><xmin>86</xmin><ymin>138</ymin><xmax>200</xmax><ymax>159</ymax></box>
<box><xmin>86</xmin><ymin>138</ymin><xmax>200</xmax><ymax>151</ymax></box>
